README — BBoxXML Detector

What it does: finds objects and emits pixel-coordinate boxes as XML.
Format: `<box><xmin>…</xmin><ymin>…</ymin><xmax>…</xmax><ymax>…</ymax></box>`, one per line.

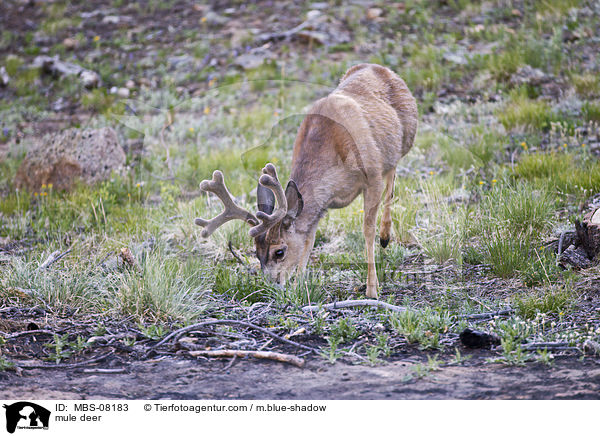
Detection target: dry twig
<box><xmin>5</xmin><ymin>329</ymin><xmax>57</xmax><ymax>340</ymax></box>
<box><xmin>188</xmin><ymin>349</ymin><xmax>304</xmax><ymax>368</ymax></box>
<box><xmin>228</xmin><ymin>240</ymin><xmax>246</xmax><ymax>265</ymax></box>
<box><xmin>152</xmin><ymin>319</ymin><xmax>317</xmax><ymax>353</ymax></box>
<box><xmin>16</xmin><ymin>351</ymin><xmax>115</xmax><ymax>369</ymax></box>
<box><xmin>462</xmin><ymin>309</ymin><xmax>514</xmax><ymax>321</ymax></box>
<box><xmin>518</xmin><ymin>342</ymin><xmax>580</xmax><ymax>353</ymax></box>
<box><xmin>37</xmin><ymin>248</ymin><xmax>72</xmax><ymax>270</ymax></box>
<box><xmin>302</xmin><ymin>299</ymin><xmax>406</xmax><ymax>314</ymax></box>
<box><xmin>79</xmin><ymin>368</ymin><xmax>127</xmax><ymax>374</ymax></box>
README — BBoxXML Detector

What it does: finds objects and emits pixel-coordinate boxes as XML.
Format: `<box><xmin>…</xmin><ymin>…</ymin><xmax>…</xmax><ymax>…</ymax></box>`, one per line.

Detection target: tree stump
<box><xmin>575</xmin><ymin>208</ymin><xmax>600</xmax><ymax>261</ymax></box>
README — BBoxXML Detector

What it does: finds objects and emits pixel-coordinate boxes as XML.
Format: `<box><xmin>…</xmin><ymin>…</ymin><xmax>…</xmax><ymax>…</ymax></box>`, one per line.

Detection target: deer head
<box><xmin>195</xmin><ymin>163</ymin><xmax>306</xmax><ymax>284</ymax></box>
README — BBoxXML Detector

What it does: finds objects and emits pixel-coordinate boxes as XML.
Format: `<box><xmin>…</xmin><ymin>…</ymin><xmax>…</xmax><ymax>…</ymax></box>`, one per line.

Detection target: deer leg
<box><xmin>363</xmin><ymin>181</ymin><xmax>384</xmax><ymax>299</ymax></box>
<box><xmin>379</xmin><ymin>171</ymin><xmax>395</xmax><ymax>248</ymax></box>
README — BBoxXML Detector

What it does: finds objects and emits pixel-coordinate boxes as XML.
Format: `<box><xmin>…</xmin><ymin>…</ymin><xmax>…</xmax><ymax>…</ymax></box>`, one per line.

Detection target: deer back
<box><xmin>289</xmin><ymin>64</ymin><xmax>418</xmax><ymax>217</ymax></box>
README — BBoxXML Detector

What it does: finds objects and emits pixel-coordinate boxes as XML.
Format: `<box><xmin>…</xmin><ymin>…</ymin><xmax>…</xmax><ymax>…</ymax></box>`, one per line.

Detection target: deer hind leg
<box><xmin>379</xmin><ymin>171</ymin><xmax>395</xmax><ymax>248</ymax></box>
<box><xmin>363</xmin><ymin>180</ymin><xmax>384</xmax><ymax>299</ymax></box>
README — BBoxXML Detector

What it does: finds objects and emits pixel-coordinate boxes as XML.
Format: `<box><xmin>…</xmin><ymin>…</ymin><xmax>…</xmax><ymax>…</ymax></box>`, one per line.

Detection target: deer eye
<box><xmin>274</xmin><ymin>249</ymin><xmax>285</xmax><ymax>259</ymax></box>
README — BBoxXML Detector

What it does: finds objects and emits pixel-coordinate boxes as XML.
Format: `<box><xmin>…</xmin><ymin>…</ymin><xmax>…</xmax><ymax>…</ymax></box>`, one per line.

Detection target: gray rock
<box><xmin>0</xmin><ymin>66</ymin><xmax>9</xmax><ymax>87</ymax></box>
<box><xmin>203</xmin><ymin>10</ymin><xmax>228</xmax><ymax>26</ymax></box>
<box><xmin>51</xmin><ymin>97</ymin><xmax>67</xmax><ymax>112</ymax></box>
<box><xmin>33</xmin><ymin>55</ymin><xmax>101</xmax><ymax>88</ymax></box>
<box><xmin>80</xmin><ymin>70</ymin><xmax>101</xmax><ymax>88</ymax></box>
<box><xmin>15</xmin><ymin>127</ymin><xmax>126</xmax><ymax>192</ymax></box>
<box><xmin>101</xmin><ymin>15</ymin><xmax>132</xmax><ymax>24</ymax></box>
<box><xmin>443</xmin><ymin>51</ymin><xmax>468</xmax><ymax>65</ymax></box>
<box><xmin>62</xmin><ymin>37</ymin><xmax>79</xmax><ymax>50</ymax></box>
<box><xmin>510</xmin><ymin>65</ymin><xmax>552</xmax><ymax>86</ymax></box>
<box><xmin>233</xmin><ymin>47</ymin><xmax>276</xmax><ymax>70</ymax></box>
<box><xmin>559</xmin><ymin>244</ymin><xmax>592</xmax><ymax>269</ymax></box>
<box><xmin>167</xmin><ymin>55</ymin><xmax>194</xmax><ymax>69</ymax></box>
<box><xmin>117</xmin><ymin>87</ymin><xmax>130</xmax><ymax>98</ymax></box>
<box><xmin>257</xmin><ymin>13</ymin><xmax>351</xmax><ymax>46</ymax></box>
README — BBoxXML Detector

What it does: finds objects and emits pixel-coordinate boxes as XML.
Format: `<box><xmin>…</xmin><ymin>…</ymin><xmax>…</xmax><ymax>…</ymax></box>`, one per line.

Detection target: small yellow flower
<box><xmin>48</xmin><ymin>183</ymin><xmax>53</xmax><ymax>189</ymax></box>
<box><xmin>479</xmin><ymin>181</ymin><xmax>484</xmax><ymax>185</ymax></box>
<box><xmin>429</xmin><ymin>170</ymin><xmax>434</xmax><ymax>175</ymax></box>
<box><xmin>492</xmin><ymin>179</ymin><xmax>497</xmax><ymax>184</ymax></box>
<box><xmin>201</xmin><ymin>16</ymin><xmax>207</xmax><ymax>23</ymax></box>
<box><xmin>136</xmin><ymin>183</ymin><xmax>141</xmax><ymax>188</ymax></box>
<box><xmin>204</xmin><ymin>106</ymin><xmax>210</xmax><ymax>115</ymax></box>
<box><xmin>359</xmin><ymin>209</ymin><xmax>364</xmax><ymax>213</ymax></box>
<box><xmin>41</xmin><ymin>192</ymin><xmax>47</xmax><ymax>196</ymax></box>
<box><xmin>34</xmin><ymin>192</ymin><xmax>38</xmax><ymax>197</ymax></box>
<box><xmin>582</xmin><ymin>143</ymin><xmax>586</xmax><ymax>147</ymax></box>
<box><xmin>41</xmin><ymin>184</ymin><xmax>47</xmax><ymax>189</ymax></box>
<box><xmin>93</xmin><ymin>35</ymin><xmax>100</xmax><ymax>42</ymax></box>
<box><xmin>189</xmin><ymin>127</ymin><xmax>195</xmax><ymax>133</ymax></box>
<box><xmin>563</xmin><ymin>143</ymin><xmax>567</xmax><ymax>148</ymax></box>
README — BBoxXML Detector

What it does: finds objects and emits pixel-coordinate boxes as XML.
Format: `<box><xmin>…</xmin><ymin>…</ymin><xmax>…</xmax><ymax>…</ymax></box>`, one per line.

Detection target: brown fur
<box><xmin>198</xmin><ymin>64</ymin><xmax>417</xmax><ymax>298</ymax></box>
<box><xmin>258</xmin><ymin>63</ymin><xmax>418</xmax><ymax>298</ymax></box>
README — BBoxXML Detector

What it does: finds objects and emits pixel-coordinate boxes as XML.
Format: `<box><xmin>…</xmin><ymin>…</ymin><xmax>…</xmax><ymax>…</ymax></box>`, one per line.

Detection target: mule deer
<box><xmin>196</xmin><ymin>63</ymin><xmax>418</xmax><ymax>298</ymax></box>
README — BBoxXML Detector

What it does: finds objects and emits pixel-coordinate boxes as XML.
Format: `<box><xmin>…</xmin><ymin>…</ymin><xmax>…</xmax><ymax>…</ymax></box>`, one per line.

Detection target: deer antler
<box><xmin>248</xmin><ymin>163</ymin><xmax>288</xmax><ymax>238</ymax></box>
<box><xmin>195</xmin><ymin>170</ymin><xmax>259</xmax><ymax>238</ymax></box>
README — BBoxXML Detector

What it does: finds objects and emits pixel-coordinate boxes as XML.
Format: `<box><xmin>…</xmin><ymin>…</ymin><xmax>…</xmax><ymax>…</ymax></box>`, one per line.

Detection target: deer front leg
<box><xmin>363</xmin><ymin>182</ymin><xmax>383</xmax><ymax>299</ymax></box>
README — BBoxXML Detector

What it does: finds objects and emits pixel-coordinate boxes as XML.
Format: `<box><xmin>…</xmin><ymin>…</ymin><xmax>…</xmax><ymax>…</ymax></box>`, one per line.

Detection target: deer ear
<box><xmin>282</xmin><ymin>180</ymin><xmax>303</xmax><ymax>228</ymax></box>
<box><xmin>257</xmin><ymin>182</ymin><xmax>275</xmax><ymax>214</ymax></box>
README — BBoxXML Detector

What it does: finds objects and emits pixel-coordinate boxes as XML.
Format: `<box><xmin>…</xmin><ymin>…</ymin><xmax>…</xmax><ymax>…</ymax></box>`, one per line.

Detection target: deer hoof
<box><xmin>379</xmin><ymin>237</ymin><xmax>389</xmax><ymax>248</ymax></box>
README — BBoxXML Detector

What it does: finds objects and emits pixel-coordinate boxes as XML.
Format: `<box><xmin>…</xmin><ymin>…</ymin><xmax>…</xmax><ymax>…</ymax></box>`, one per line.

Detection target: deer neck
<box><xmin>293</xmin><ymin>178</ymin><xmax>328</xmax><ymax>237</ymax></box>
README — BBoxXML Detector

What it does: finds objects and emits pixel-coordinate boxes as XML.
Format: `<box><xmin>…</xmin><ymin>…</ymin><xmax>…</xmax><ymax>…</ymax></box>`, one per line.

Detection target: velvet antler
<box><xmin>195</xmin><ymin>170</ymin><xmax>259</xmax><ymax>237</ymax></box>
<box><xmin>248</xmin><ymin>163</ymin><xmax>288</xmax><ymax>238</ymax></box>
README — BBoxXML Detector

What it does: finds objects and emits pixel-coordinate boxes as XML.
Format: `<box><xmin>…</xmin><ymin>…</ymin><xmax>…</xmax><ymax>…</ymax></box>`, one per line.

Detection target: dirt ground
<box><xmin>2</xmin><ymin>355</ymin><xmax>600</xmax><ymax>400</ymax></box>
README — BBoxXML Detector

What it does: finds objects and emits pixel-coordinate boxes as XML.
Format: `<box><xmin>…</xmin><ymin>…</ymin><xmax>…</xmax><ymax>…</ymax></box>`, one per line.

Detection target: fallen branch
<box><xmin>462</xmin><ymin>309</ymin><xmax>514</xmax><ymax>321</ymax></box>
<box><xmin>38</xmin><ymin>248</ymin><xmax>72</xmax><ymax>270</ymax></box>
<box><xmin>219</xmin><ymin>355</ymin><xmax>237</xmax><ymax>372</ymax></box>
<box><xmin>302</xmin><ymin>299</ymin><xmax>406</xmax><ymax>314</ymax></box>
<box><xmin>228</xmin><ymin>240</ymin><xmax>246</xmax><ymax>266</ymax></box>
<box><xmin>79</xmin><ymin>368</ymin><xmax>128</xmax><ymax>374</ymax></box>
<box><xmin>86</xmin><ymin>333</ymin><xmax>136</xmax><ymax>345</ymax></box>
<box><xmin>16</xmin><ymin>351</ymin><xmax>114</xmax><ymax>369</ymax></box>
<box><xmin>152</xmin><ymin>320</ymin><xmax>317</xmax><ymax>353</ymax></box>
<box><xmin>5</xmin><ymin>329</ymin><xmax>57</xmax><ymax>340</ymax></box>
<box><xmin>520</xmin><ymin>342</ymin><xmax>578</xmax><ymax>351</ymax></box>
<box><xmin>188</xmin><ymin>349</ymin><xmax>304</xmax><ymax>368</ymax></box>
<box><xmin>257</xmin><ymin>19</ymin><xmax>311</xmax><ymax>43</ymax></box>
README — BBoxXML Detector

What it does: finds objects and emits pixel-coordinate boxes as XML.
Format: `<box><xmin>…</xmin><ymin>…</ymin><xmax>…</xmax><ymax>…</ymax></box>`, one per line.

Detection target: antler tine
<box><xmin>248</xmin><ymin>163</ymin><xmax>288</xmax><ymax>238</ymax></box>
<box><xmin>195</xmin><ymin>170</ymin><xmax>258</xmax><ymax>238</ymax></box>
